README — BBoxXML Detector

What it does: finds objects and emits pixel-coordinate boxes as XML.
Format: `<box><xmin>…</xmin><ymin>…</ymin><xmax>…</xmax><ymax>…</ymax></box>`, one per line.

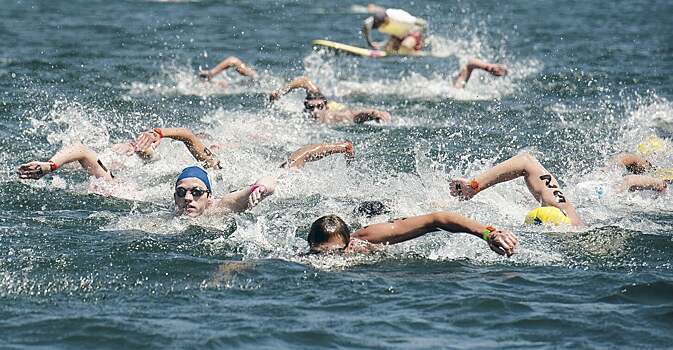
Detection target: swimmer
<box><xmin>598</xmin><ymin>136</ymin><xmax>670</xmax><ymax>192</ymax></box>
<box><xmin>17</xmin><ymin>135</ymin><xmax>355</xmax><ymax>218</ymax></box>
<box><xmin>449</xmin><ymin>152</ymin><xmax>584</xmax><ymax>227</ymax></box>
<box><xmin>452</xmin><ymin>58</ymin><xmax>508</xmax><ymax>89</ymax></box>
<box><xmin>607</xmin><ymin>153</ymin><xmax>669</xmax><ymax>192</ymax></box>
<box><xmin>198</xmin><ymin>56</ymin><xmax>257</xmax><ymax>86</ymax></box>
<box><xmin>362</xmin><ymin>4</ymin><xmax>427</xmax><ymax>54</ymax></box>
<box><xmin>307</xmin><ymin>212</ymin><xmax>518</xmax><ymax>257</ymax></box>
<box><xmin>269</xmin><ymin>76</ymin><xmax>391</xmax><ymax>124</ymax></box>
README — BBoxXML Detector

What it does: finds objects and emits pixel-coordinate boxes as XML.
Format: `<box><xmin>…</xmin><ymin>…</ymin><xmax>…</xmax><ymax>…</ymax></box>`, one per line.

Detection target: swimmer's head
<box><xmin>372</xmin><ymin>11</ymin><xmax>387</xmax><ymax>29</ymax></box>
<box><xmin>174</xmin><ymin>166</ymin><xmax>212</xmax><ymax>218</ymax></box>
<box><xmin>354</xmin><ymin>200</ymin><xmax>390</xmax><ymax>218</ymax></box>
<box><xmin>304</xmin><ymin>91</ymin><xmax>328</xmax><ymax>112</ymax></box>
<box><xmin>524</xmin><ymin>206</ymin><xmax>571</xmax><ymax>226</ymax></box>
<box><xmin>308</xmin><ymin>215</ymin><xmax>351</xmax><ymax>254</ymax></box>
<box><xmin>637</xmin><ymin>135</ymin><xmax>667</xmax><ymax>156</ymax></box>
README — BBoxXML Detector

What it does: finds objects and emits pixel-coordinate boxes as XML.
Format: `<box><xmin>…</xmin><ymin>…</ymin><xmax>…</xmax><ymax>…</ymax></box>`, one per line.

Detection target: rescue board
<box><xmin>312</xmin><ymin>39</ymin><xmax>431</xmax><ymax>58</ymax></box>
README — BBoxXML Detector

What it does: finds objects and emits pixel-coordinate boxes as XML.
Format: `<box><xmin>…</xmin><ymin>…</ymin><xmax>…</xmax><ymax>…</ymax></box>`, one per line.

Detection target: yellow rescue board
<box><xmin>312</xmin><ymin>39</ymin><xmax>429</xmax><ymax>58</ymax></box>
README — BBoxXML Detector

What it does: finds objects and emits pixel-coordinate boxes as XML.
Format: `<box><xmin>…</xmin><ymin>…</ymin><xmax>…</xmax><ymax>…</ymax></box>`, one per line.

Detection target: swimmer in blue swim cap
<box><xmin>269</xmin><ymin>76</ymin><xmax>391</xmax><ymax>124</ymax></box>
<box><xmin>17</xmin><ymin>130</ymin><xmax>360</xmax><ymax>218</ymax></box>
<box><xmin>449</xmin><ymin>152</ymin><xmax>584</xmax><ymax>227</ymax></box>
<box><xmin>172</xmin><ymin>165</ymin><xmax>276</xmax><ymax>218</ymax></box>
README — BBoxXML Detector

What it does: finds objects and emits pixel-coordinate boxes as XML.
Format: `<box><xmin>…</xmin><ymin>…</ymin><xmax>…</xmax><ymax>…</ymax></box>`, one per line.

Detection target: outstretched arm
<box><xmin>450</xmin><ymin>152</ymin><xmax>583</xmax><ymax>226</ymax></box>
<box><xmin>315</xmin><ymin>109</ymin><xmax>391</xmax><ymax>124</ymax></box>
<box><xmin>269</xmin><ymin>76</ymin><xmax>321</xmax><ymax>101</ymax></box>
<box><xmin>362</xmin><ymin>17</ymin><xmax>381</xmax><ymax>50</ymax></box>
<box><xmin>352</xmin><ymin>211</ymin><xmax>518</xmax><ymax>256</ymax></box>
<box><xmin>281</xmin><ymin>141</ymin><xmax>354</xmax><ymax>169</ymax></box>
<box><xmin>214</xmin><ymin>176</ymin><xmax>277</xmax><ymax>213</ymax></box>
<box><xmin>134</xmin><ymin>128</ymin><xmax>222</xmax><ymax>170</ymax></box>
<box><xmin>351</xmin><ymin>109</ymin><xmax>391</xmax><ymax>123</ymax></box>
<box><xmin>613</xmin><ymin>153</ymin><xmax>653</xmax><ymax>174</ymax></box>
<box><xmin>618</xmin><ymin>175</ymin><xmax>667</xmax><ymax>192</ymax></box>
<box><xmin>453</xmin><ymin>58</ymin><xmax>507</xmax><ymax>89</ymax></box>
<box><xmin>17</xmin><ymin>143</ymin><xmax>113</xmax><ymax>180</ymax></box>
<box><xmin>199</xmin><ymin>56</ymin><xmax>257</xmax><ymax>81</ymax></box>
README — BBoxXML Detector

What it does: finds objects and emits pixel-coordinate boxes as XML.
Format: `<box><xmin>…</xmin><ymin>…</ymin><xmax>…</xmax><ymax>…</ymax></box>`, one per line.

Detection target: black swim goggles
<box><xmin>303</xmin><ymin>100</ymin><xmax>326</xmax><ymax>111</ymax></box>
<box><xmin>175</xmin><ymin>186</ymin><xmax>209</xmax><ymax>198</ymax></box>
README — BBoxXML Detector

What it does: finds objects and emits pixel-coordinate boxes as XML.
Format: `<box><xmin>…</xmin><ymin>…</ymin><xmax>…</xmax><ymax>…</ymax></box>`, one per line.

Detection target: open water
<box><xmin>2</xmin><ymin>0</ymin><xmax>673</xmax><ymax>348</ymax></box>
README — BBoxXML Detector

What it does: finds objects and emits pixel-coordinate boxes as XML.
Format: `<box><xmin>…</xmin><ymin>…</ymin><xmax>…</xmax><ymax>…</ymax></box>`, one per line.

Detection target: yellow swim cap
<box><xmin>524</xmin><ymin>206</ymin><xmax>571</xmax><ymax>226</ymax></box>
<box><xmin>326</xmin><ymin>101</ymin><xmax>347</xmax><ymax>111</ymax></box>
<box><xmin>654</xmin><ymin>168</ymin><xmax>673</xmax><ymax>181</ymax></box>
<box><xmin>637</xmin><ymin>135</ymin><xmax>666</xmax><ymax>156</ymax></box>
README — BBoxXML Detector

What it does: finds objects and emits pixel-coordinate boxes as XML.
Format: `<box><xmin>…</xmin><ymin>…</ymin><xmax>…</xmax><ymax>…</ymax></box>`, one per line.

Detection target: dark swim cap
<box><xmin>176</xmin><ymin>166</ymin><xmax>212</xmax><ymax>193</ymax></box>
<box><xmin>372</xmin><ymin>11</ymin><xmax>386</xmax><ymax>29</ymax></box>
<box><xmin>305</xmin><ymin>91</ymin><xmax>327</xmax><ymax>102</ymax></box>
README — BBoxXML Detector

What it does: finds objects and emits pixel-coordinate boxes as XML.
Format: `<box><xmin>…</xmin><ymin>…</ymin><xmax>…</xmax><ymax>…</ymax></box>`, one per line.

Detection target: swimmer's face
<box><xmin>307</xmin><ymin>215</ymin><xmax>351</xmax><ymax>254</ymax></box>
<box><xmin>303</xmin><ymin>99</ymin><xmax>327</xmax><ymax>112</ymax></box>
<box><xmin>174</xmin><ymin>178</ymin><xmax>211</xmax><ymax>218</ymax></box>
<box><xmin>309</xmin><ymin>240</ymin><xmax>348</xmax><ymax>254</ymax></box>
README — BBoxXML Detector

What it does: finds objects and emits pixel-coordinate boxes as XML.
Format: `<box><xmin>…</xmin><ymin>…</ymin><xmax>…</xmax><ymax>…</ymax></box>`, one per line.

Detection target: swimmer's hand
<box><xmin>485</xmin><ymin>64</ymin><xmax>507</xmax><ymax>77</ymax></box>
<box><xmin>269</xmin><ymin>91</ymin><xmax>281</xmax><ymax>102</ymax></box>
<box><xmin>343</xmin><ymin>141</ymin><xmax>355</xmax><ymax>163</ymax></box>
<box><xmin>248</xmin><ymin>185</ymin><xmax>267</xmax><ymax>207</ymax></box>
<box><xmin>449</xmin><ymin>178</ymin><xmax>478</xmax><ymax>200</ymax></box>
<box><xmin>17</xmin><ymin>161</ymin><xmax>52</xmax><ymax>180</ymax></box>
<box><xmin>198</xmin><ymin>70</ymin><xmax>213</xmax><ymax>81</ymax></box>
<box><xmin>487</xmin><ymin>230</ymin><xmax>518</xmax><ymax>257</ymax></box>
<box><xmin>247</xmin><ymin>176</ymin><xmax>276</xmax><ymax>208</ymax></box>
<box><xmin>133</xmin><ymin>130</ymin><xmax>162</xmax><ymax>159</ymax></box>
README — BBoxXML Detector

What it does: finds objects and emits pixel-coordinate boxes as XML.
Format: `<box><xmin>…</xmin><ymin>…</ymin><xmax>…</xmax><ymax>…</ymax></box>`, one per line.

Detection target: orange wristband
<box><xmin>153</xmin><ymin>128</ymin><xmax>164</xmax><ymax>138</ymax></box>
<box><xmin>469</xmin><ymin>179</ymin><xmax>480</xmax><ymax>192</ymax></box>
<box><xmin>48</xmin><ymin>160</ymin><xmax>59</xmax><ymax>172</ymax></box>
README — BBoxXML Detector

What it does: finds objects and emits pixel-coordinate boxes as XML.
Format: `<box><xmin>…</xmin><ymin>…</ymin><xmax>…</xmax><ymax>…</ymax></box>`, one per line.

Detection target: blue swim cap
<box><xmin>176</xmin><ymin>166</ymin><xmax>212</xmax><ymax>193</ymax></box>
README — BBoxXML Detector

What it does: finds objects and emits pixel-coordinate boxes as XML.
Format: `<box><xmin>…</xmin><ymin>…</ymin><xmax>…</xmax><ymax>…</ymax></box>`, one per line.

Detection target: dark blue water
<box><xmin>2</xmin><ymin>0</ymin><xmax>673</xmax><ymax>348</ymax></box>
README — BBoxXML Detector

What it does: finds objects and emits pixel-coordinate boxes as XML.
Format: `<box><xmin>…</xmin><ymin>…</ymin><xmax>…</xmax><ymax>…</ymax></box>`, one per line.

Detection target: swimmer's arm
<box><xmin>269</xmin><ymin>76</ymin><xmax>321</xmax><ymax>101</ymax></box>
<box><xmin>556</xmin><ymin>202</ymin><xmax>583</xmax><ymax>227</ymax></box>
<box><xmin>617</xmin><ymin>175</ymin><xmax>667</xmax><ymax>192</ymax></box>
<box><xmin>215</xmin><ymin>176</ymin><xmax>277</xmax><ymax>213</ymax></box>
<box><xmin>199</xmin><ymin>56</ymin><xmax>257</xmax><ymax>81</ymax></box>
<box><xmin>453</xmin><ymin>58</ymin><xmax>508</xmax><ymax>89</ymax></box>
<box><xmin>362</xmin><ymin>17</ymin><xmax>380</xmax><ymax>50</ymax></box>
<box><xmin>614</xmin><ymin>153</ymin><xmax>653</xmax><ymax>174</ymax></box>
<box><xmin>139</xmin><ymin>128</ymin><xmax>221</xmax><ymax>170</ymax></box>
<box><xmin>17</xmin><ymin>143</ymin><xmax>112</xmax><ymax>180</ymax></box>
<box><xmin>350</xmin><ymin>109</ymin><xmax>391</xmax><ymax>123</ymax></box>
<box><xmin>282</xmin><ymin>141</ymin><xmax>354</xmax><ymax>169</ymax></box>
<box><xmin>352</xmin><ymin>211</ymin><xmax>517</xmax><ymax>256</ymax></box>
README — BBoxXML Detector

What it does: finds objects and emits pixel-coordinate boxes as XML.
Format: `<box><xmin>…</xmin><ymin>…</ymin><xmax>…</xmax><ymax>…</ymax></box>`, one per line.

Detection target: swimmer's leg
<box><xmin>200</xmin><ymin>56</ymin><xmax>257</xmax><ymax>81</ymax></box>
<box><xmin>452</xmin><ymin>58</ymin><xmax>508</xmax><ymax>89</ymax></box>
<box><xmin>613</xmin><ymin>153</ymin><xmax>653</xmax><ymax>174</ymax></box>
<box><xmin>281</xmin><ymin>141</ymin><xmax>354</xmax><ymax>169</ymax></box>
<box><xmin>17</xmin><ymin>143</ymin><xmax>113</xmax><ymax>180</ymax></box>
<box><xmin>617</xmin><ymin>175</ymin><xmax>667</xmax><ymax>192</ymax></box>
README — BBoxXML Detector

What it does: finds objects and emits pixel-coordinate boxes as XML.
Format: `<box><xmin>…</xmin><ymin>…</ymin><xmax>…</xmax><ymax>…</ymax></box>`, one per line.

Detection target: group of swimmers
<box><xmin>16</xmin><ymin>4</ymin><xmax>671</xmax><ymax>259</ymax></box>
